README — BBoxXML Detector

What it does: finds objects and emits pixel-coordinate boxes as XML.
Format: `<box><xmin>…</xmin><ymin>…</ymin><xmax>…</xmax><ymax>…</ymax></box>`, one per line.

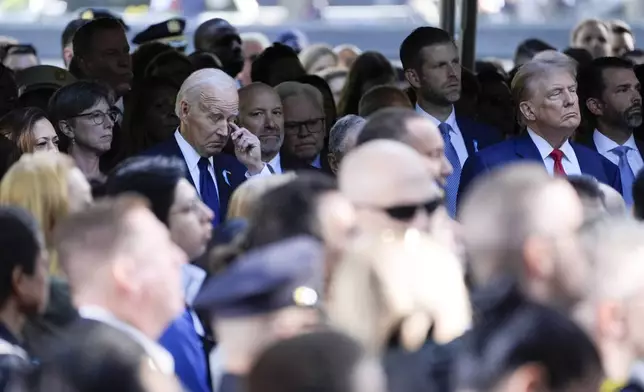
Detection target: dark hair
<box><xmin>400</xmin><ymin>27</ymin><xmax>453</xmax><ymax>71</ymax></box>
<box><xmin>567</xmin><ymin>175</ymin><xmax>605</xmax><ymax>203</ymax></box>
<box><xmin>563</xmin><ymin>47</ymin><xmax>593</xmax><ymax>68</ymax></box>
<box><xmin>248</xmin><ymin>330</ymin><xmax>364</xmax><ymax>392</ymax></box>
<box><xmin>72</xmin><ymin>18</ymin><xmax>126</xmax><ymax>60</ymax></box>
<box><xmin>28</xmin><ymin>321</ymin><xmax>148</xmax><ymax>392</ymax></box>
<box><xmin>131</xmin><ymin>42</ymin><xmax>173</xmax><ymax>81</ymax></box>
<box><xmin>193</xmin><ymin>18</ymin><xmax>231</xmax><ymax>52</ymax></box>
<box><xmin>61</xmin><ymin>19</ymin><xmax>88</xmax><ymax>49</ymax></box>
<box><xmin>513</xmin><ymin>38</ymin><xmax>556</xmax><ymax>65</ymax></box>
<box><xmin>577</xmin><ymin>57</ymin><xmax>635</xmax><ymax>121</ymax></box>
<box><xmin>189</xmin><ymin>51</ymin><xmax>223</xmax><ymax>71</ymax></box>
<box><xmin>633</xmin><ymin>169</ymin><xmax>644</xmax><ymax>220</ymax></box>
<box><xmin>0</xmin><ymin>135</ymin><xmax>18</xmax><ymax>180</ymax></box>
<box><xmin>105</xmin><ymin>156</ymin><xmax>186</xmax><ymax>225</ymax></box>
<box><xmin>245</xmin><ymin>172</ymin><xmax>337</xmax><ymax>250</ymax></box>
<box><xmin>611</xmin><ymin>20</ymin><xmax>632</xmax><ymax>35</ymax></box>
<box><xmin>0</xmin><ymin>206</ymin><xmax>41</xmax><ymax>307</ymax></box>
<box><xmin>48</xmin><ymin>80</ymin><xmax>113</xmax><ymax>152</ymax></box>
<box><xmin>67</xmin><ymin>56</ymin><xmax>85</xmax><ymax>80</ymax></box>
<box><xmin>337</xmin><ymin>51</ymin><xmax>396</xmax><ymax>117</ymax></box>
<box><xmin>18</xmin><ymin>89</ymin><xmax>57</xmax><ymax>112</ymax></box>
<box><xmin>251</xmin><ymin>43</ymin><xmax>306</xmax><ymax>87</ymax></box>
<box><xmin>356</xmin><ymin>107</ymin><xmax>421</xmax><ymax>146</ymax></box>
<box><xmin>0</xmin><ymin>107</ymin><xmax>49</xmax><ymax>161</ymax></box>
<box><xmin>143</xmin><ymin>50</ymin><xmax>194</xmax><ymax>86</ymax></box>
<box><xmin>0</xmin><ymin>64</ymin><xmax>18</xmax><ymax>118</ymax></box>
<box><xmin>358</xmin><ymin>85</ymin><xmax>412</xmax><ymax>117</ymax></box>
<box><xmin>456</xmin><ymin>280</ymin><xmax>602</xmax><ymax>391</ymax></box>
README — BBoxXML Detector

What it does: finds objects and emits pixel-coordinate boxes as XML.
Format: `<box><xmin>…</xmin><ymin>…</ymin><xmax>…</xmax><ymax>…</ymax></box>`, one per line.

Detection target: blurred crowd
<box><xmin>0</xmin><ymin>6</ymin><xmax>644</xmax><ymax>392</ymax></box>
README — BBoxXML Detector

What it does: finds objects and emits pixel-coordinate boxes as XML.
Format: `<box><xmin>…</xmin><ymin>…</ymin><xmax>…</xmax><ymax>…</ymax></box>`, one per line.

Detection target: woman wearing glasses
<box><xmin>48</xmin><ymin>81</ymin><xmax>119</xmax><ymax>182</ymax></box>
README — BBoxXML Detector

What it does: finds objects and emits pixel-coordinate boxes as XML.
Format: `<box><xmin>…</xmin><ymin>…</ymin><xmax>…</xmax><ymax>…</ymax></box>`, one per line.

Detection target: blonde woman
<box><xmin>0</xmin><ymin>152</ymin><xmax>93</xmax><ymax>344</ymax></box>
<box><xmin>227</xmin><ymin>173</ymin><xmax>296</xmax><ymax>220</ymax></box>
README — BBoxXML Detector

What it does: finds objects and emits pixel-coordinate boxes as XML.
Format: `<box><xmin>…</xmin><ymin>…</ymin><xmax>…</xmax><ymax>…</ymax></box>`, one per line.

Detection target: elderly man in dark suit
<box><xmin>399</xmin><ymin>27</ymin><xmax>502</xmax><ymax>217</ymax></box>
<box><xmin>458</xmin><ymin>51</ymin><xmax>622</xmax><ymax>204</ymax></box>
<box><xmin>143</xmin><ymin>68</ymin><xmax>270</xmax><ymax>224</ymax></box>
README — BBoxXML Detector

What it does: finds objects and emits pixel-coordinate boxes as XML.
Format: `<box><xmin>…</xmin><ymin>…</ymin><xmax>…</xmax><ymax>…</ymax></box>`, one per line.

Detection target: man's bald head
<box><xmin>460</xmin><ymin>163</ymin><xmax>584</xmax><ymax>295</ymax></box>
<box><xmin>340</xmin><ymin>140</ymin><xmax>439</xmax><ymax>206</ymax></box>
<box><xmin>176</xmin><ymin>68</ymin><xmax>238</xmax><ymax>118</ymax></box>
<box><xmin>239</xmin><ymin>82</ymin><xmax>279</xmax><ymax>111</ymax></box>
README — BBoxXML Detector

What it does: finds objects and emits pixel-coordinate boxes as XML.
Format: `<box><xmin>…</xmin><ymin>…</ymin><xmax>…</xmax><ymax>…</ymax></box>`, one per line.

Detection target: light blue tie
<box><xmin>439</xmin><ymin>123</ymin><xmax>461</xmax><ymax>217</ymax></box>
<box><xmin>611</xmin><ymin>145</ymin><xmax>635</xmax><ymax>205</ymax></box>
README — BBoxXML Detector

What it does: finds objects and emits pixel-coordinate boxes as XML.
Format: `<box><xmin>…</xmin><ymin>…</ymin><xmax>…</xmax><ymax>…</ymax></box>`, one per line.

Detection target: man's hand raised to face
<box><xmin>230</xmin><ymin>122</ymin><xmax>265</xmax><ymax>175</ymax></box>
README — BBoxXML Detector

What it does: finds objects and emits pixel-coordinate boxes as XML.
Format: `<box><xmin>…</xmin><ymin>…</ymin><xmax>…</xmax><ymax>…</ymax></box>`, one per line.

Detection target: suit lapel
<box><xmin>456</xmin><ymin>117</ymin><xmax>477</xmax><ymax>156</ymax></box>
<box><xmin>513</xmin><ymin>134</ymin><xmax>544</xmax><ymax>165</ymax></box>
<box><xmin>572</xmin><ymin>143</ymin><xmax>605</xmax><ymax>179</ymax></box>
<box><xmin>212</xmin><ymin>155</ymin><xmax>232</xmax><ymax>216</ymax></box>
<box><xmin>635</xmin><ymin>138</ymin><xmax>644</xmax><ymax>158</ymax></box>
<box><xmin>166</xmin><ymin>137</ymin><xmax>195</xmax><ymax>188</ymax></box>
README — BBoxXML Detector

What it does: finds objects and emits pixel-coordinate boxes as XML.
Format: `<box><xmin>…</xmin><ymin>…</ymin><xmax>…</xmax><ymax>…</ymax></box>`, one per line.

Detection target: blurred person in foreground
<box><xmin>340</xmin><ymin>140</ymin><xmax>457</xmax><ymax>255</ymax></box>
<box><xmin>54</xmin><ymin>195</ymin><xmax>187</xmax><ymax>376</ymax></box>
<box><xmin>577</xmin><ymin>218</ymin><xmax>644</xmax><ymax>392</ymax></box>
<box><xmin>195</xmin><ymin>236</ymin><xmax>325</xmax><ymax>392</ymax></box>
<box><xmin>577</xmin><ymin>57</ymin><xmax>644</xmax><ymax>206</ymax></box>
<box><xmin>571</xmin><ymin>19</ymin><xmax>613</xmax><ymax>59</ymax></box>
<box><xmin>400</xmin><ymin>27</ymin><xmax>501</xmax><ymax>217</ymax></box>
<box><xmin>326</xmin><ymin>114</ymin><xmax>364</xmax><ymax>174</ymax></box>
<box><xmin>0</xmin><ymin>206</ymin><xmax>49</xmax><ymax>391</ymax></box>
<box><xmin>194</xmin><ymin>18</ymin><xmax>244</xmax><ymax>79</ymax></box>
<box><xmin>460</xmin><ymin>163</ymin><xmax>586</xmax><ymax>313</ymax></box>
<box><xmin>328</xmin><ymin>232</ymin><xmax>470</xmax><ymax>392</ymax></box>
<box><xmin>248</xmin><ymin>331</ymin><xmax>386</xmax><ymax>392</ymax></box>
<box><xmin>106</xmin><ymin>156</ymin><xmax>213</xmax><ymax>392</ymax></box>
<box><xmin>459</xmin><ymin>51</ymin><xmax>621</xmax><ymax>201</ymax></box>
<box><xmin>227</xmin><ymin>173</ymin><xmax>297</xmax><ymax>220</ymax></box>
<box><xmin>358</xmin><ymin>85</ymin><xmax>413</xmax><ymax>118</ymax></box>
<box><xmin>143</xmin><ymin>69</ymin><xmax>271</xmax><ymax>225</ymax></box>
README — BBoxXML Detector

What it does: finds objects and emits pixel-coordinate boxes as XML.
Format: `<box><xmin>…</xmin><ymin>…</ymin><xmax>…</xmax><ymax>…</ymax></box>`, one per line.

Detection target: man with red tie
<box><xmin>458</xmin><ymin>51</ymin><xmax>621</xmax><ymax>205</ymax></box>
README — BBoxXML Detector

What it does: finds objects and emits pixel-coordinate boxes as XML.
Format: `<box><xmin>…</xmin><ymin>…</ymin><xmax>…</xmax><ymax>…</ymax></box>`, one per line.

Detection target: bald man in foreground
<box><xmin>143</xmin><ymin>69</ymin><xmax>271</xmax><ymax>224</ymax></box>
<box><xmin>460</xmin><ymin>163</ymin><xmax>587</xmax><ymax>313</ymax></box>
<box><xmin>339</xmin><ymin>140</ymin><xmax>456</xmax><ymax>250</ymax></box>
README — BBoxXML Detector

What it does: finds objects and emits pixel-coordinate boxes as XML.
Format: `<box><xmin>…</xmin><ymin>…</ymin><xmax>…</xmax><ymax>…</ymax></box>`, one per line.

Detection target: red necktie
<box><xmin>549</xmin><ymin>149</ymin><xmax>567</xmax><ymax>176</ymax></box>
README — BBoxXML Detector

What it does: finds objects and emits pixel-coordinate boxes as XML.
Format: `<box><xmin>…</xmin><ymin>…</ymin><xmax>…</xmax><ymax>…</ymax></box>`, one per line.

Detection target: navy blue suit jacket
<box><xmin>458</xmin><ymin>133</ymin><xmax>622</xmax><ymax>204</ymax></box>
<box><xmin>142</xmin><ymin>137</ymin><xmax>247</xmax><ymax>220</ymax></box>
<box><xmin>455</xmin><ymin>116</ymin><xmax>504</xmax><ymax>156</ymax></box>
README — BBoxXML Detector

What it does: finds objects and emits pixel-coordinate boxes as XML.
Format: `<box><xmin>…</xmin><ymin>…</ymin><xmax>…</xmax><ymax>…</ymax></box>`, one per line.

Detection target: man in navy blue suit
<box><xmin>399</xmin><ymin>27</ymin><xmax>502</xmax><ymax>217</ymax></box>
<box><xmin>458</xmin><ymin>51</ymin><xmax>622</xmax><ymax>205</ymax></box>
<box><xmin>143</xmin><ymin>68</ymin><xmax>271</xmax><ymax>224</ymax></box>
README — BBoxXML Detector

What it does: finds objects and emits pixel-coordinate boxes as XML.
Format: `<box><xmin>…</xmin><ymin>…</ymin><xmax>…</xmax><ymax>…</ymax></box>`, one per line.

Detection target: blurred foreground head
<box><xmin>328</xmin><ymin>231</ymin><xmax>470</xmax><ymax>355</ymax></box>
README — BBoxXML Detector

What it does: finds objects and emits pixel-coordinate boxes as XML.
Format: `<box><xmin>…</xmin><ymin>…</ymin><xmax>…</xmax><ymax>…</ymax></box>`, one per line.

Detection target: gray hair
<box><xmin>274</xmin><ymin>81</ymin><xmax>324</xmax><ymax>112</ymax></box>
<box><xmin>328</xmin><ymin>115</ymin><xmax>365</xmax><ymax>156</ymax></box>
<box><xmin>240</xmin><ymin>32</ymin><xmax>270</xmax><ymax>49</ymax></box>
<box><xmin>175</xmin><ymin>68</ymin><xmax>237</xmax><ymax>117</ymax></box>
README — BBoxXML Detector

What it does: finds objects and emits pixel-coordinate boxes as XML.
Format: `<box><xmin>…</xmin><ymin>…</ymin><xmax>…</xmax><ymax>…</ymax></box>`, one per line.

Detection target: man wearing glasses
<box><xmin>275</xmin><ymin>81</ymin><xmax>332</xmax><ymax>173</ymax></box>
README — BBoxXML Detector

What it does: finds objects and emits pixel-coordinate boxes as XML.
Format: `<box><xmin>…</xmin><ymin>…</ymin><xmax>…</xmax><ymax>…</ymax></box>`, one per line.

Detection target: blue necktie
<box><xmin>198</xmin><ymin>157</ymin><xmax>221</xmax><ymax>224</ymax></box>
<box><xmin>611</xmin><ymin>146</ymin><xmax>635</xmax><ymax>205</ymax></box>
<box><xmin>439</xmin><ymin>123</ymin><xmax>461</xmax><ymax>217</ymax></box>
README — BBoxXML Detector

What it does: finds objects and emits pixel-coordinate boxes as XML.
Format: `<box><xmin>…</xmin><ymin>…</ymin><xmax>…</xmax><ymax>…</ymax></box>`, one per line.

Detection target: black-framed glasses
<box><xmin>70</xmin><ymin>108</ymin><xmax>120</xmax><ymax>126</ymax></box>
<box><xmin>284</xmin><ymin>117</ymin><xmax>325</xmax><ymax>136</ymax></box>
<box><xmin>376</xmin><ymin>197</ymin><xmax>445</xmax><ymax>221</ymax></box>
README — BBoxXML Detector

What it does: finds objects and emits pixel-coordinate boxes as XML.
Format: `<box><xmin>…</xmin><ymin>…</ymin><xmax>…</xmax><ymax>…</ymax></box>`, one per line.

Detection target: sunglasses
<box><xmin>381</xmin><ymin>197</ymin><xmax>444</xmax><ymax>221</ymax></box>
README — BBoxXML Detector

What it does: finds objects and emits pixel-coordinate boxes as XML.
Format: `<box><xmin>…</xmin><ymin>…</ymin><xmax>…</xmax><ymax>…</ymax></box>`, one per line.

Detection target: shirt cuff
<box><xmin>245</xmin><ymin>163</ymin><xmax>271</xmax><ymax>178</ymax></box>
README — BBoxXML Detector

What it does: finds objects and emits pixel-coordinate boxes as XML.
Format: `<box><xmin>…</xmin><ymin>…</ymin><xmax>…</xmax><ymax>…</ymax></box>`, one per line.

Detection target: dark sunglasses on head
<box><xmin>384</xmin><ymin>197</ymin><xmax>444</xmax><ymax>221</ymax></box>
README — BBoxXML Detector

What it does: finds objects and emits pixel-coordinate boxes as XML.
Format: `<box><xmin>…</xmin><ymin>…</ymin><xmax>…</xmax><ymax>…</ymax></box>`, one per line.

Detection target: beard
<box><xmin>623</xmin><ymin>104</ymin><xmax>643</xmax><ymax>128</ymax></box>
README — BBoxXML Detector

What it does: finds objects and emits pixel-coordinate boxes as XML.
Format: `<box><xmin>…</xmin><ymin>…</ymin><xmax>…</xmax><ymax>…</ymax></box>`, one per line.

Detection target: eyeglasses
<box><xmin>70</xmin><ymin>108</ymin><xmax>120</xmax><ymax>126</ymax></box>
<box><xmin>284</xmin><ymin>117</ymin><xmax>325</xmax><ymax>136</ymax></box>
<box><xmin>365</xmin><ymin>197</ymin><xmax>444</xmax><ymax>222</ymax></box>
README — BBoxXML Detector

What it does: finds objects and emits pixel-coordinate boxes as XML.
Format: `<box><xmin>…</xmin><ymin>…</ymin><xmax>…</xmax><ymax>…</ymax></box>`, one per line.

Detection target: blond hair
<box><xmin>227</xmin><ymin>173</ymin><xmax>297</xmax><ymax>220</ymax></box>
<box><xmin>0</xmin><ymin>152</ymin><xmax>77</xmax><ymax>274</ymax></box>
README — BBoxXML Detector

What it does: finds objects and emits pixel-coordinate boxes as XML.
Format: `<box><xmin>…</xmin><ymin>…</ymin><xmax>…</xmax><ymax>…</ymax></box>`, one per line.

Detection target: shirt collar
<box><xmin>267</xmin><ymin>153</ymin><xmax>281</xmax><ymax>171</ymax></box>
<box><xmin>415</xmin><ymin>104</ymin><xmax>457</xmax><ymax>130</ymax></box>
<box><xmin>527</xmin><ymin>128</ymin><xmax>575</xmax><ymax>161</ymax></box>
<box><xmin>182</xmin><ymin>264</ymin><xmax>207</xmax><ymax>307</ymax></box>
<box><xmin>311</xmin><ymin>154</ymin><xmax>322</xmax><ymax>169</ymax></box>
<box><xmin>593</xmin><ymin>129</ymin><xmax>637</xmax><ymax>154</ymax></box>
<box><xmin>175</xmin><ymin>130</ymin><xmax>211</xmax><ymax>172</ymax></box>
<box><xmin>78</xmin><ymin>305</ymin><xmax>175</xmax><ymax>375</ymax></box>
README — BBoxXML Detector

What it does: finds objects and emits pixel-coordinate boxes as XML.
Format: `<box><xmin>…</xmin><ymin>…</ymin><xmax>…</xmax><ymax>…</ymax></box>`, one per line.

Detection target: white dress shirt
<box><xmin>78</xmin><ymin>305</ymin><xmax>175</xmax><ymax>375</ymax></box>
<box><xmin>416</xmin><ymin>104</ymin><xmax>468</xmax><ymax>167</ymax></box>
<box><xmin>266</xmin><ymin>153</ymin><xmax>283</xmax><ymax>174</ymax></box>
<box><xmin>527</xmin><ymin>128</ymin><xmax>582</xmax><ymax>176</ymax></box>
<box><xmin>174</xmin><ymin>131</ymin><xmax>271</xmax><ymax>197</ymax></box>
<box><xmin>593</xmin><ymin>130</ymin><xmax>644</xmax><ymax>175</ymax></box>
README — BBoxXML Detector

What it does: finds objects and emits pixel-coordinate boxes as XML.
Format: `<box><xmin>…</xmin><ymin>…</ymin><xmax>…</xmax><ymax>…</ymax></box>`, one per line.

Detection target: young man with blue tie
<box><xmin>577</xmin><ymin>57</ymin><xmax>644</xmax><ymax>206</ymax></box>
<box><xmin>399</xmin><ymin>27</ymin><xmax>502</xmax><ymax>217</ymax></box>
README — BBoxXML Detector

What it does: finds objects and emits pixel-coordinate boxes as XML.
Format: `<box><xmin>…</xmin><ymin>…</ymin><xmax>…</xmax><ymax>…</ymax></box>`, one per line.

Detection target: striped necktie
<box><xmin>438</xmin><ymin>123</ymin><xmax>461</xmax><ymax>217</ymax></box>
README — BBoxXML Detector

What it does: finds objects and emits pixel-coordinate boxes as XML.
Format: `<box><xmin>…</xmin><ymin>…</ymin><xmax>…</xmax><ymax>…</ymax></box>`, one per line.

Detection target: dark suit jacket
<box><xmin>458</xmin><ymin>133</ymin><xmax>622</xmax><ymax>204</ymax></box>
<box><xmin>580</xmin><ymin>132</ymin><xmax>644</xmax><ymax>167</ymax></box>
<box><xmin>142</xmin><ymin>137</ymin><xmax>248</xmax><ymax>220</ymax></box>
<box><xmin>455</xmin><ymin>116</ymin><xmax>504</xmax><ymax>156</ymax></box>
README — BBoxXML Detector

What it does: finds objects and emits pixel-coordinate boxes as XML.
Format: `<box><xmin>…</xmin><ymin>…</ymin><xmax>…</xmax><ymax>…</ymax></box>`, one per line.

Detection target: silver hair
<box><xmin>240</xmin><ymin>32</ymin><xmax>270</xmax><ymax>49</ymax></box>
<box><xmin>175</xmin><ymin>68</ymin><xmax>237</xmax><ymax>117</ymax></box>
<box><xmin>328</xmin><ymin>115</ymin><xmax>366</xmax><ymax>156</ymax></box>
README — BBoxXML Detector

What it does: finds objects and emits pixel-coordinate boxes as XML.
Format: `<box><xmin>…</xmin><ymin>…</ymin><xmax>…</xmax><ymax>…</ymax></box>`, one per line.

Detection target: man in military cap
<box><xmin>194</xmin><ymin>236</ymin><xmax>324</xmax><ymax>392</ymax></box>
<box><xmin>15</xmin><ymin>65</ymin><xmax>75</xmax><ymax>111</ymax></box>
<box><xmin>133</xmin><ymin>18</ymin><xmax>187</xmax><ymax>52</ymax></box>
